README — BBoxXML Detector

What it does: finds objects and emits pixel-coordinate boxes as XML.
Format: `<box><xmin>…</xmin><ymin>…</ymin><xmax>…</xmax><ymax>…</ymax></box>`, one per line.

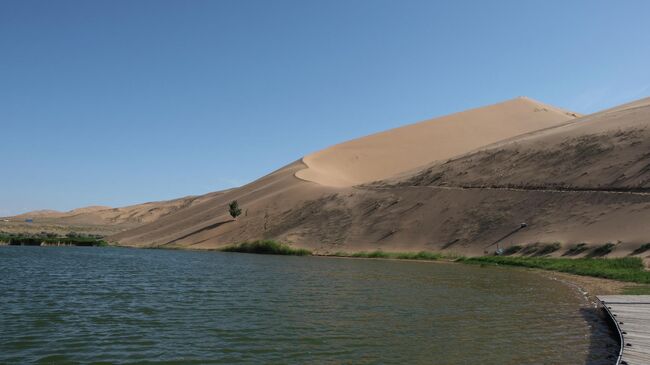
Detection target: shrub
<box><xmin>535</xmin><ymin>242</ymin><xmax>561</xmax><ymax>256</ymax></box>
<box><xmin>394</xmin><ymin>251</ymin><xmax>443</xmax><ymax>260</ymax></box>
<box><xmin>351</xmin><ymin>250</ymin><xmax>390</xmax><ymax>258</ymax></box>
<box><xmin>332</xmin><ymin>250</ymin><xmax>447</xmax><ymax>261</ymax></box>
<box><xmin>220</xmin><ymin>240</ymin><xmax>311</xmax><ymax>256</ymax></box>
<box><xmin>228</xmin><ymin>200</ymin><xmax>242</xmax><ymax>220</ymax></box>
<box><xmin>502</xmin><ymin>245</ymin><xmax>523</xmax><ymax>256</ymax></box>
<box><xmin>520</xmin><ymin>243</ymin><xmax>540</xmax><ymax>256</ymax></box>
<box><xmin>631</xmin><ymin>243</ymin><xmax>650</xmax><ymax>256</ymax></box>
<box><xmin>0</xmin><ymin>233</ymin><xmax>106</xmax><ymax>246</ymax></box>
<box><xmin>588</xmin><ymin>242</ymin><xmax>616</xmax><ymax>257</ymax></box>
<box><xmin>563</xmin><ymin>243</ymin><xmax>589</xmax><ymax>256</ymax></box>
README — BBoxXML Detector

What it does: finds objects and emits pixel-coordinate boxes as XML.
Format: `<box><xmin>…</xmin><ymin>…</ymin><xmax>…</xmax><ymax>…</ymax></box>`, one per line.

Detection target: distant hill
<box><xmin>2</xmin><ymin>192</ymin><xmax>226</xmax><ymax>236</ymax></box>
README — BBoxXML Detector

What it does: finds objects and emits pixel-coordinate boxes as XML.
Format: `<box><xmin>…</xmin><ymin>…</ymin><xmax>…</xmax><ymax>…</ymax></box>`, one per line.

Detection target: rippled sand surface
<box><xmin>0</xmin><ymin>246</ymin><xmax>617</xmax><ymax>364</ymax></box>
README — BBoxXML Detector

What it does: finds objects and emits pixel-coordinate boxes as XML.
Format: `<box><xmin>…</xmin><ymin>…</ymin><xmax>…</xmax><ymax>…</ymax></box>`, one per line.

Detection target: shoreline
<box><xmin>9</xmin><ymin>242</ymin><xmax>630</xmax><ymax>300</ymax></box>
<box><xmin>17</xmin><ymin>242</ymin><xmax>649</xmax><ymax>297</ymax></box>
<box><xmin>9</xmin><ymin>242</ymin><xmax>648</xmax><ymax>297</ymax></box>
<box><xmin>4</xmin><ymin>243</ymin><xmax>628</xmax><ymax>362</ymax></box>
<box><xmin>314</xmin><ymin>252</ymin><xmax>640</xmax><ymax>298</ymax></box>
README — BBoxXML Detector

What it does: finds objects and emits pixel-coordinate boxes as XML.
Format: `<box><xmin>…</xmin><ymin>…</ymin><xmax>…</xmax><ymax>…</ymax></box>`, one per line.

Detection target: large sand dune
<box><xmin>396</xmin><ymin>97</ymin><xmax>650</xmax><ymax>190</ymax></box>
<box><xmin>9</xmin><ymin>97</ymin><xmax>650</xmax><ymax>259</ymax></box>
<box><xmin>296</xmin><ymin>97</ymin><xmax>578</xmax><ymax>186</ymax></box>
<box><xmin>108</xmin><ymin>97</ymin><xmax>579</xmax><ymax>248</ymax></box>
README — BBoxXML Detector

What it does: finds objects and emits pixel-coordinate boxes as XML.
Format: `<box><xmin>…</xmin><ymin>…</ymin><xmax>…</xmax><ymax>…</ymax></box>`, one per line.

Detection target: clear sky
<box><xmin>1</xmin><ymin>0</ymin><xmax>649</xmax><ymax>215</ymax></box>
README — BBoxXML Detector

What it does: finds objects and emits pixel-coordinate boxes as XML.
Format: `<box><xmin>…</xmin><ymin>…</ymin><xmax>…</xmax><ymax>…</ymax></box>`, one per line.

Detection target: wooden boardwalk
<box><xmin>598</xmin><ymin>295</ymin><xmax>650</xmax><ymax>365</ymax></box>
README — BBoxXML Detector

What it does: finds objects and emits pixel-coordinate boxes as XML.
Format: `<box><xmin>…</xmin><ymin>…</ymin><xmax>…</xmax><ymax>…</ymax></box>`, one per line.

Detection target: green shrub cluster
<box><xmin>220</xmin><ymin>240</ymin><xmax>311</xmax><ymax>256</ymax></box>
<box><xmin>0</xmin><ymin>233</ymin><xmax>107</xmax><ymax>246</ymax></box>
<box><xmin>588</xmin><ymin>242</ymin><xmax>616</xmax><ymax>257</ymax></box>
<box><xmin>517</xmin><ymin>242</ymin><xmax>561</xmax><ymax>256</ymax></box>
<box><xmin>536</xmin><ymin>242</ymin><xmax>561</xmax><ymax>256</ymax></box>
<box><xmin>502</xmin><ymin>245</ymin><xmax>523</xmax><ymax>256</ymax></box>
<box><xmin>563</xmin><ymin>243</ymin><xmax>588</xmax><ymax>256</ymax></box>
<box><xmin>331</xmin><ymin>250</ymin><xmax>447</xmax><ymax>261</ymax></box>
<box><xmin>631</xmin><ymin>243</ymin><xmax>650</xmax><ymax>256</ymax></box>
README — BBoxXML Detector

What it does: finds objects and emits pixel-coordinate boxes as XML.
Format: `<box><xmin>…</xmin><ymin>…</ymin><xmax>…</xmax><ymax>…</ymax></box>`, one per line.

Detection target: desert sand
<box><xmin>296</xmin><ymin>97</ymin><xmax>578</xmax><ymax>187</ymax></box>
<box><xmin>8</xmin><ymin>97</ymin><xmax>650</xmax><ymax>260</ymax></box>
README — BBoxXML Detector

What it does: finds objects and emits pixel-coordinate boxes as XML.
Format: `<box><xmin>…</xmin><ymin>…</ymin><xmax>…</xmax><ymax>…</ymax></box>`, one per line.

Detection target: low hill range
<box><xmin>7</xmin><ymin>97</ymin><xmax>650</xmax><ymax>259</ymax></box>
<box><xmin>2</xmin><ymin>193</ymin><xmax>225</xmax><ymax>236</ymax></box>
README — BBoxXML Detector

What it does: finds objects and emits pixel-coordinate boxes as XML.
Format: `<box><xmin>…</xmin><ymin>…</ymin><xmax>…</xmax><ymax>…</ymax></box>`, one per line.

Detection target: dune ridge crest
<box><xmin>295</xmin><ymin>97</ymin><xmax>579</xmax><ymax>187</ymax></box>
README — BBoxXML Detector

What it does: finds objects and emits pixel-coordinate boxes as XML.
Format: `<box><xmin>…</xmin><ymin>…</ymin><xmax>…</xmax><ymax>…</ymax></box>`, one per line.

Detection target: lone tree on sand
<box><xmin>229</xmin><ymin>200</ymin><xmax>242</xmax><ymax>220</ymax></box>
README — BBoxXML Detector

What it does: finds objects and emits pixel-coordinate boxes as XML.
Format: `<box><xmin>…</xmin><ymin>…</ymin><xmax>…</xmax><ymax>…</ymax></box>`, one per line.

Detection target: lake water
<box><xmin>0</xmin><ymin>246</ymin><xmax>617</xmax><ymax>364</ymax></box>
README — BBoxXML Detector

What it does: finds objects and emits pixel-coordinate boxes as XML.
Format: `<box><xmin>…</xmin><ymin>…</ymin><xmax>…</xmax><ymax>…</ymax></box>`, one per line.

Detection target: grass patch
<box><xmin>394</xmin><ymin>251</ymin><xmax>444</xmax><ymax>260</ymax></box>
<box><xmin>588</xmin><ymin>242</ymin><xmax>616</xmax><ymax>257</ymax></box>
<box><xmin>631</xmin><ymin>243</ymin><xmax>650</xmax><ymax>256</ymax></box>
<box><xmin>329</xmin><ymin>250</ymin><xmax>454</xmax><ymax>261</ymax></box>
<box><xmin>220</xmin><ymin>240</ymin><xmax>311</xmax><ymax>256</ymax></box>
<box><xmin>460</xmin><ymin>256</ymin><xmax>650</xmax><ymax>284</ymax></box>
<box><xmin>563</xmin><ymin>243</ymin><xmax>589</xmax><ymax>257</ymax></box>
<box><xmin>0</xmin><ymin>233</ymin><xmax>107</xmax><ymax>246</ymax></box>
<box><xmin>622</xmin><ymin>285</ymin><xmax>650</xmax><ymax>295</ymax></box>
<box><xmin>351</xmin><ymin>250</ymin><xmax>391</xmax><ymax>258</ymax></box>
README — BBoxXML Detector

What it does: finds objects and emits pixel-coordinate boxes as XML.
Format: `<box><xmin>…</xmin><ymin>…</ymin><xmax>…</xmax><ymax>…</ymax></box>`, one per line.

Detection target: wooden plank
<box><xmin>599</xmin><ymin>295</ymin><xmax>650</xmax><ymax>304</ymax></box>
<box><xmin>597</xmin><ymin>296</ymin><xmax>650</xmax><ymax>365</ymax></box>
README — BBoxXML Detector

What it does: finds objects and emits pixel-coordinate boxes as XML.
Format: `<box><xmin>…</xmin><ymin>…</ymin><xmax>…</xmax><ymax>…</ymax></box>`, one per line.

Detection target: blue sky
<box><xmin>1</xmin><ymin>0</ymin><xmax>649</xmax><ymax>215</ymax></box>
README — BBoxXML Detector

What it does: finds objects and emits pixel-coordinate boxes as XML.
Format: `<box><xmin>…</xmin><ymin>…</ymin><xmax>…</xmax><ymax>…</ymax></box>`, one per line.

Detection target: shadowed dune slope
<box><xmin>296</xmin><ymin>97</ymin><xmax>579</xmax><ymax>187</ymax></box>
<box><xmin>332</xmin><ymin>96</ymin><xmax>650</xmax><ymax>256</ymax></box>
<box><xmin>395</xmin><ymin>97</ymin><xmax>650</xmax><ymax>190</ymax></box>
<box><xmin>109</xmin><ymin>97</ymin><xmax>582</xmax><ymax>249</ymax></box>
<box><xmin>20</xmin><ymin>97</ymin><xmax>650</xmax><ymax>257</ymax></box>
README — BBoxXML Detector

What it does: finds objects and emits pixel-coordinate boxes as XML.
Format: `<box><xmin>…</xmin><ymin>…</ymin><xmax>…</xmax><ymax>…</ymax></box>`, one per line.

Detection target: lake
<box><xmin>0</xmin><ymin>246</ymin><xmax>617</xmax><ymax>364</ymax></box>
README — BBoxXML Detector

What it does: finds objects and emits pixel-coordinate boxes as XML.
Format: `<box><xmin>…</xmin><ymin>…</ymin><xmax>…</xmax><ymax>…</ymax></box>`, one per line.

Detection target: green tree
<box><xmin>229</xmin><ymin>200</ymin><xmax>242</xmax><ymax>220</ymax></box>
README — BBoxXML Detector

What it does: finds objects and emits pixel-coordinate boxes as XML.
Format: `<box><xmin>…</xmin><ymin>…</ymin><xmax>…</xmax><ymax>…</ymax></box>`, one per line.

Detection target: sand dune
<box><xmin>360</xmin><ymin>96</ymin><xmax>650</xmax><ymax>255</ymax></box>
<box><xmin>10</xmin><ymin>96</ymin><xmax>650</xmax><ymax>259</ymax></box>
<box><xmin>296</xmin><ymin>97</ymin><xmax>579</xmax><ymax>187</ymax></box>
<box><xmin>396</xmin><ymin>97</ymin><xmax>650</xmax><ymax>190</ymax></box>
<box><xmin>109</xmin><ymin>160</ymin><xmax>333</xmax><ymax>247</ymax></box>
<box><xmin>110</xmin><ymin>97</ymin><xmax>583</xmax><ymax>249</ymax></box>
<box><xmin>14</xmin><ymin>206</ymin><xmax>111</xmax><ymax>219</ymax></box>
<box><xmin>3</xmin><ymin>194</ymin><xmax>223</xmax><ymax>236</ymax></box>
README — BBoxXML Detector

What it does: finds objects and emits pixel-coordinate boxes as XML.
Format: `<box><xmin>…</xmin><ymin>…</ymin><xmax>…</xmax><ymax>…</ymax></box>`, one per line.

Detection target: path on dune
<box><xmin>367</xmin><ymin>184</ymin><xmax>650</xmax><ymax>196</ymax></box>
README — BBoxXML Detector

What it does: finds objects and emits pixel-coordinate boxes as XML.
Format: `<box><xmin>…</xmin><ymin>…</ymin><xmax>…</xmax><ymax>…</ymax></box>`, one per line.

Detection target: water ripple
<box><xmin>0</xmin><ymin>246</ymin><xmax>617</xmax><ymax>364</ymax></box>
